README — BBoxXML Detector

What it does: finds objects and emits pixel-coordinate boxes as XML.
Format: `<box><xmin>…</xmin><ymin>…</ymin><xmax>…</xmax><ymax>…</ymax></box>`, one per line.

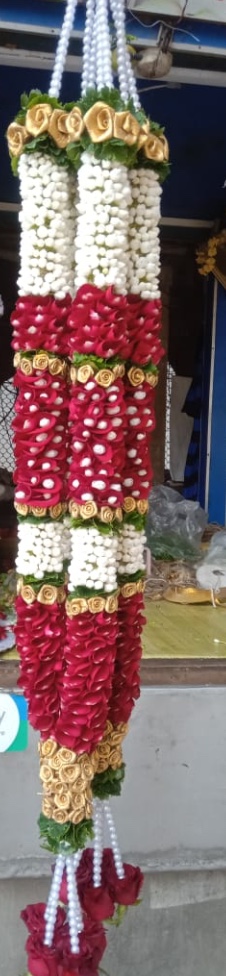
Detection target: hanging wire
<box><xmin>49</xmin><ymin>0</ymin><xmax>78</xmax><ymax>99</ymax></box>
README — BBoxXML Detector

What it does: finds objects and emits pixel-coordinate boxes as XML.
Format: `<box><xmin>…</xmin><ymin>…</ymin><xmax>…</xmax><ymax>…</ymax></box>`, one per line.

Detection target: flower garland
<box><xmin>7</xmin><ymin>0</ymin><xmax>169</xmax><ymax>970</ymax></box>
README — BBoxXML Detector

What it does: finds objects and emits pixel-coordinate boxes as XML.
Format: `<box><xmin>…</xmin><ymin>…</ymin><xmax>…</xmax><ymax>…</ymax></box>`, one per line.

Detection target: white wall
<box><xmin>1</xmin><ymin>686</ymin><xmax>226</xmax><ymax>877</ymax></box>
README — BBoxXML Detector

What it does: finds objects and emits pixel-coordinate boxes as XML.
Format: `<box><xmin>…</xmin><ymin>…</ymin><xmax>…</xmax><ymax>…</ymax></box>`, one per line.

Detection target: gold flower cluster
<box><xmin>39</xmin><ymin>740</ymin><xmax>95</xmax><ymax>825</ymax></box>
<box><xmin>15</xmin><ymin>501</ymin><xmax>67</xmax><ymax>519</ymax></box>
<box><xmin>66</xmin><ymin>592</ymin><xmax>119</xmax><ymax>617</ymax></box>
<box><xmin>17</xmin><ymin>580</ymin><xmax>66</xmax><ymax>605</ymax></box>
<box><xmin>196</xmin><ymin>230</ymin><xmax>226</xmax><ymax>276</ymax></box>
<box><xmin>123</xmin><ymin>497</ymin><xmax>148</xmax><ymax>515</ymax></box>
<box><xmin>70</xmin><ymin>363</ymin><xmax>125</xmax><ymax>387</ymax></box>
<box><xmin>121</xmin><ymin>579</ymin><xmax>145</xmax><ymax>598</ymax></box>
<box><xmin>14</xmin><ymin>352</ymin><xmax>67</xmax><ymax>377</ymax></box>
<box><xmin>68</xmin><ymin>500</ymin><xmax>123</xmax><ymax>522</ymax></box>
<box><xmin>127</xmin><ymin>366</ymin><xmax>158</xmax><ymax>388</ymax></box>
<box><xmin>93</xmin><ymin>720</ymin><xmax>128</xmax><ymax>773</ymax></box>
<box><xmin>39</xmin><ymin>724</ymin><xmax>127</xmax><ymax>824</ymax></box>
<box><xmin>7</xmin><ymin>100</ymin><xmax>169</xmax><ymax>163</ymax></box>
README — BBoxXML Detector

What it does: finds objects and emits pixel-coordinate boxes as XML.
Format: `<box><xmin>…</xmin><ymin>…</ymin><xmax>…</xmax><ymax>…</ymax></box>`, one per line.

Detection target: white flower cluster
<box><xmin>18</xmin><ymin>153</ymin><xmax>76</xmax><ymax>299</ymax></box>
<box><xmin>117</xmin><ymin>525</ymin><xmax>146</xmax><ymax>576</ymax></box>
<box><xmin>68</xmin><ymin>526</ymin><xmax>118</xmax><ymax>592</ymax></box>
<box><xmin>16</xmin><ymin>520</ymin><xmax>71</xmax><ymax>578</ymax></box>
<box><xmin>74</xmin><ymin>152</ymin><xmax>132</xmax><ymax>294</ymax></box>
<box><xmin>128</xmin><ymin>168</ymin><xmax>162</xmax><ymax>300</ymax></box>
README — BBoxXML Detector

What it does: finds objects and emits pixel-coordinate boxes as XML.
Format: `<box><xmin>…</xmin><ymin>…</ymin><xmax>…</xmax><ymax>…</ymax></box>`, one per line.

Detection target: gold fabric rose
<box><xmin>52</xmin><ymin>808</ymin><xmax>68</xmax><ymax>824</ymax></box>
<box><xmin>143</xmin><ymin>134</ymin><xmax>165</xmax><ymax>162</ymax></box>
<box><xmin>59</xmin><ymin>748</ymin><xmax>76</xmax><ymax>765</ymax></box>
<box><xmin>33</xmin><ymin>353</ymin><xmax>49</xmax><ymax>371</ymax></box>
<box><xmin>59</xmin><ymin>765</ymin><xmax>81</xmax><ymax>784</ymax></box>
<box><xmin>40</xmin><ymin>763</ymin><xmax>53</xmax><ymax>784</ymax></box>
<box><xmin>113</xmin><ymin>364</ymin><xmax>125</xmax><ymax>379</ymax></box>
<box><xmin>115</xmin><ymin>507</ymin><xmax>123</xmax><ymax>522</ymax></box>
<box><xmin>113</xmin><ymin>111</ymin><xmax>140</xmax><ymax>146</ymax></box>
<box><xmin>95</xmin><ymin>368</ymin><xmax>113</xmax><ymax>388</ymax></box>
<box><xmin>49</xmin><ymin>503</ymin><xmax>63</xmax><ymax>519</ymax></box>
<box><xmin>40</xmin><ymin>739</ymin><xmax>58</xmax><ymax>759</ymax></box>
<box><xmin>54</xmin><ymin>790</ymin><xmax>71</xmax><ymax>811</ymax></box>
<box><xmin>81</xmin><ymin>501</ymin><xmax>97</xmax><ymax>520</ymax></box>
<box><xmin>100</xmin><ymin>506</ymin><xmax>114</xmax><ymax>524</ymax></box>
<box><xmin>26</xmin><ymin>103</ymin><xmax>52</xmax><ymax>137</ymax></box>
<box><xmin>20</xmin><ymin>358</ymin><xmax>33</xmax><ymax>376</ymax></box>
<box><xmin>42</xmin><ymin>799</ymin><xmax>53</xmax><ymax>818</ymax></box>
<box><xmin>121</xmin><ymin>582</ymin><xmax>137</xmax><ymax>599</ymax></box>
<box><xmin>66</xmin><ymin>106</ymin><xmax>84</xmax><ymax>141</ymax></box>
<box><xmin>84</xmin><ymin>102</ymin><xmax>114</xmax><ymax>143</ymax></box>
<box><xmin>77</xmin><ymin>364</ymin><xmax>95</xmax><ymax>383</ymax></box>
<box><xmin>105</xmin><ymin>594</ymin><xmax>118</xmax><ymax>614</ymax></box>
<box><xmin>159</xmin><ymin>134</ymin><xmax>169</xmax><ymax>161</ymax></box>
<box><xmin>137</xmin><ymin>500</ymin><xmax>148</xmax><ymax>515</ymax></box>
<box><xmin>123</xmin><ymin>497</ymin><xmax>136</xmax><ymax>513</ymax></box>
<box><xmin>21</xmin><ymin>585</ymin><xmax>35</xmax><ymax>605</ymax></box>
<box><xmin>13</xmin><ymin>353</ymin><xmax>20</xmax><ymax>368</ymax></box>
<box><xmin>70</xmin><ymin>366</ymin><xmax>77</xmax><ymax>384</ymax></box>
<box><xmin>37</xmin><ymin>584</ymin><xmax>58</xmax><ymax>605</ymax></box>
<box><xmin>49</xmin><ymin>357</ymin><xmax>65</xmax><ymax>376</ymax></box>
<box><xmin>127</xmin><ymin>366</ymin><xmax>144</xmax><ymax>387</ymax></box>
<box><xmin>7</xmin><ymin>122</ymin><xmax>29</xmax><ymax>157</ymax></box>
<box><xmin>31</xmin><ymin>506</ymin><xmax>47</xmax><ymax>517</ymax></box>
<box><xmin>69</xmin><ymin>500</ymin><xmax>79</xmax><ymax>518</ymax></box>
<box><xmin>66</xmin><ymin>597</ymin><xmax>87</xmax><ymax>617</ymax></box>
<box><xmin>15</xmin><ymin>503</ymin><xmax>28</xmax><ymax>517</ymax></box>
<box><xmin>88</xmin><ymin>596</ymin><xmax>105</xmax><ymax>614</ymax></box>
<box><xmin>48</xmin><ymin>109</ymin><xmax>70</xmax><ymax>148</ymax></box>
<box><xmin>146</xmin><ymin>372</ymin><xmax>158</xmax><ymax>388</ymax></box>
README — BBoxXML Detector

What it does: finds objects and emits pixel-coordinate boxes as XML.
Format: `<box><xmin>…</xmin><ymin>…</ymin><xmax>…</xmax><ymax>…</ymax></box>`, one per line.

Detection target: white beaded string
<box><xmin>44</xmin><ymin>854</ymin><xmax>65</xmax><ymax>945</ymax></box>
<box><xmin>124</xmin><ymin>47</ymin><xmax>141</xmax><ymax>110</ymax></box>
<box><xmin>103</xmin><ymin>801</ymin><xmax>124</xmax><ymax>879</ymax></box>
<box><xmin>93</xmin><ymin>800</ymin><xmax>104</xmax><ymax>888</ymax></box>
<box><xmin>73</xmin><ymin>851</ymin><xmax>84</xmax><ymax>932</ymax></box>
<box><xmin>81</xmin><ymin>0</ymin><xmax>96</xmax><ymax>96</ymax></box>
<box><xmin>49</xmin><ymin>0</ymin><xmax>78</xmax><ymax>98</ymax></box>
<box><xmin>109</xmin><ymin>0</ymin><xmax>129</xmax><ymax>102</ymax></box>
<box><xmin>97</xmin><ymin>0</ymin><xmax>113</xmax><ymax>90</ymax></box>
<box><xmin>66</xmin><ymin>855</ymin><xmax>81</xmax><ymax>954</ymax></box>
<box><xmin>88</xmin><ymin>14</ymin><xmax>97</xmax><ymax>90</ymax></box>
<box><xmin>96</xmin><ymin>0</ymin><xmax>104</xmax><ymax>90</ymax></box>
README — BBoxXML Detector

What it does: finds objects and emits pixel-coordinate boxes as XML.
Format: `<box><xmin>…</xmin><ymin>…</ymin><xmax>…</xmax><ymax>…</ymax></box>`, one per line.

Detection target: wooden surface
<box><xmin>143</xmin><ymin>600</ymin><xmax>226</xmax><ymax>659</ymax></box>
<box><xmin>1</xmin><ymin>657</ymin><xmax>226</xmax><ymax>691</ymax></box>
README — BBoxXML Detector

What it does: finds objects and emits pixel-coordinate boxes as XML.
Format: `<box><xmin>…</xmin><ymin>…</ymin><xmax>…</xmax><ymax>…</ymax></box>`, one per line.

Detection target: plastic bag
<box><xmin>196</xmin><ymin>530</ymin><xmax>226</xmax><ymax>590</ymax></box>
<box><xmin>146</xmin><ymin>485</ymin><xmax>207</xmax><ymax>561</ymax></box>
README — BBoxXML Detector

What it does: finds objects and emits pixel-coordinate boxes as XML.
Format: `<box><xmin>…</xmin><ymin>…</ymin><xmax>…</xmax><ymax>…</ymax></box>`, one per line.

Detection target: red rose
<box><xmin>110</xmin><ymin>863</ymin><xmax>143</xmax><ymax>906</ymax></box>
<box><xmin>82</xmin><ymin>885</ymin><xmax>115</xmax><ymax>921</ymax></box>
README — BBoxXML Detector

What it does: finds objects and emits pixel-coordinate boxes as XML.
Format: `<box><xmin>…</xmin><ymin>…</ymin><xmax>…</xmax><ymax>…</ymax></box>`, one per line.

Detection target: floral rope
<box><xmin>7</xmin><ymin>0</ymin><xmax>169</xmax><ymax>967</ymax></box>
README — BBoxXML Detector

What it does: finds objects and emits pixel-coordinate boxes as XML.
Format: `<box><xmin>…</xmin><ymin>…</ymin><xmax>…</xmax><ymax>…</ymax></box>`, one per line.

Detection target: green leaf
<box><xmin>38</xmin><ymin>814</ymin><xmax>94</xmax><ymax>854</ymax></box>
<box><xmin>93</xmin><ymin>764</ymin><xmax>125</xmax><ymax>800</ymax></box>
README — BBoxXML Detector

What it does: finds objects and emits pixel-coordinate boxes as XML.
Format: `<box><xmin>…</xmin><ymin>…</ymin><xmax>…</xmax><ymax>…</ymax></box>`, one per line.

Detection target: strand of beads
<box><xmin>49</xmin><ymin>0</ymin><xmax>78</xmax><ymax>99</ymax></box>
<box><xmin>44</xmin><ymin>853</ymin><xmax>66</xmax><ymax>946</ymax></box>
<box><xmin>93</xmin><ymin>801</ymin><xmax>104</xmax><ymax>887</ymax></box>
<box><xmin>103</xmin><ymin>801</ymin><xmax>124</xmax><ymax>878</ymax></box>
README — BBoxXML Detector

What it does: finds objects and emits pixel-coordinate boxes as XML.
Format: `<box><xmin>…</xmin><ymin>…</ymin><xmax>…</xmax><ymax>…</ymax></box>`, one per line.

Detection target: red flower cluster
<box><xmin>60</xmin><ymin>848</ymin><xmax>143</xmax><ymax>920</ymax></box>
<box><xmin>109</xmin><ymin>593</ymin><xmax>146</xmax><ymax>725</ymax></box>
<box><xmin>55</xmin><ymin>610</ymin><xmax>118</xmax><ymax>753</ymax></box>
<box><xmin>11</xmin><ymin>296</ymin><xmax>71</xmax><ymax>355</ymax></box>
<box><xmin>13</xmin><ymin>367</ymin><xmax>68</xmax><ymax>509</ymax></box>
<box><xmin>66</xmin><ymin>286</ymin><xmax>164</xmax><ymax>367</ymax></box>
<box><xmin>68</xmin><ymin>377</ymin><xmax>126</xmax><ymax>508</ymax></box>
<box><xmin>21</xmin><ymin>902</ymin><xmax>106</xmax><ymax>976</ymax></box>
<box><xmin>15</xmin><ymin>597</ymin><xmax>64</xmax><ymax>736</ymax></box>
<box><xmin>123</xmin><ymin>379</ymin><xmax>156</xmax><ymax>499</ymax></box>
<box><xmin>127</xmin><ymin>295</ymin><xmax>164</xmax><ymax>365</ymax></box>
<box><xmin>66</xmin><ymin>285</ymin><xmax>130</xmax><ymax>360</ymax></box>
